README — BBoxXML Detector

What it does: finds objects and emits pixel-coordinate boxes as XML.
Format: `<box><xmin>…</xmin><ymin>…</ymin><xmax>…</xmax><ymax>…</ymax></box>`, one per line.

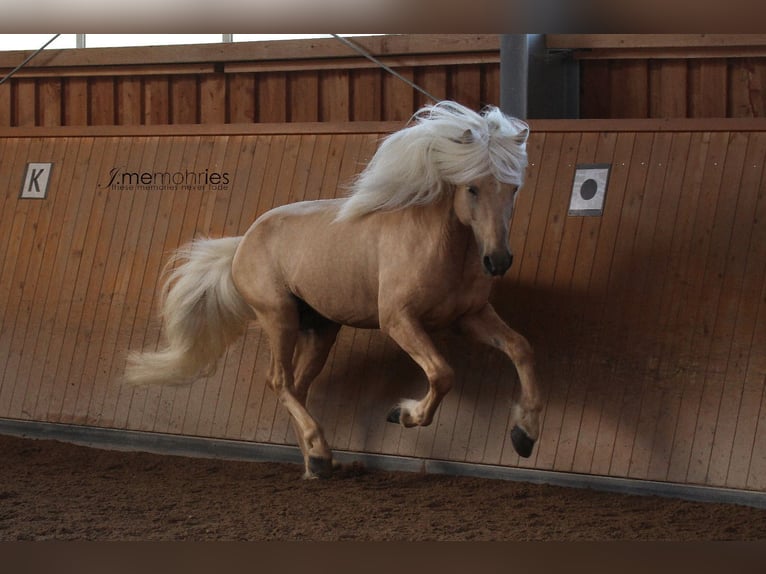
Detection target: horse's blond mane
<box><xmin>336</xmin><ymin>100</ymin><xmax>530</xmax><ymax>221</ymax></box>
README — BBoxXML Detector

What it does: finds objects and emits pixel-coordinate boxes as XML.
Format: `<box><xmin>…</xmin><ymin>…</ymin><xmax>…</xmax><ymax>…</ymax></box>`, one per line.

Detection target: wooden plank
<box><xmin>567</xmin><ymin>132</ymin><xmax>635</xmax><ymax>475</ymax></box>
<box><xmin>116</xmin><ymin>77</ymin><xmax>143</xmax><ymax>125</ymax></box>
<box><xmin>72</xmin><ymin>137</ymin><xmax>149</xmax><ymax>425</ymax></box>
<box><xmin>548</xmin><ymin>131</ymin><xmax>598</xmax><ymax>472</ymax></box>
<box><xmin>110</xmin><ymin>136</ymin><xmax>174</xmax><ymax>432</ymax></box>
<box><xmin>143</xmin><ymin>77</ymin><xmax>170</xmax><ymax>125</ymax></box>
<box><xmin>15</xmin><ymin>79</ymin><xmax>37</xmax><ymax>126</ymax></box>
<box><xmin>19</xmin><ymin>137</ymin><xmax>94</xmax><ymax>422</ymax></box>
<box><xmin>725</xmin><ymin>134</ymin><xmax>766</xmax><ymax>488</ymax></box>
<box><xmin>580</xmin><ymin>61</ymin><xmax>612</xmax><ymax>119</ymax></box>
<box><xmin>414</xmin><ymin>66</ymin><xmax>447</xmax><ymax>110</ymax></box>
<box><xmin>383</xmin><ymin>67</ymin><xmax>414</xmax><ymax>121</ymax></box>
<box><xmin>351</xmin><ymin>69</ymin><xmax>382</xmax><ymax>121</ymax></box>
<box><xmin>170</xmin><ymin>76</ymin><xmax>198</xmax><ymax>124</ymax></box>
<box><xmin>448</xmin><ymin>65</ymin><xmax>482</xmax><ymax>111</ymax></box>
<box><xmin>287</xmin><ymin>72</ymin><xmax>319</xmax><ymax>122</ymax></box>
<box><xmin>688</xmin><ymin>60</ymin><xmax>728</xmax><ymax>117</ymax></box>
<box><xmin>0</xmin><ymin>81</ymin><xmax>10</xmax><ymax>126</ymax></box>
<box><xmin>481</xmin><ymin>62</ymin><xmax>500</xmax><ymax>108</ymax></box>
<box><xmin>88</xmin><ymin>78</ymin><xmax>116</xmax><ymax>126</ymax></box>
<box><xmin>0</xmin><ymin>35</ymin><xmax>500</xmax><ymax>70</ymax></box>
<box><xmin>199</xmin><ymin>74</ymin><xmax>226</xmax><ymax>124</ymax></box>
<box><xmin>41</xmin><ymin>137</ymin><xmax>123</xmax><ymax>421</ymax></box>
<box><xmin>62</xmin><ymin>78</ymin><xmax>88</xmax><ymax>126</ymax></box>
<box><xmin>547</xmin><ymin>34</ymin><xmax>766</xmax><ymax>51</ymax></box>
<box><xmin>568</xmin><ymin>132</ymin><xmax>621</xmax><ymax>474</ymax></box>
<box><xmin>524</xmin><ymin>132</ymin><xmax>582</xmax><ymax>472</ymax></box>
<box><xmin>704</xmin><ymin>133</ymin><xmax>766</xmax><ymax>487</ymax></box>
<box><xmin>684</xmin><ymin>131</ymin><xmax>749</xmax><ymax>485</ymax></box>
<box><xmin>227</xmin><ymin>74</ymin><xmax>256</xmax><ymax>123</ymax></box>
<box><xmin>644</xmin><ymin>132</ymin><xmax>708</xmax><ymax>481</ymax></box>
<box><xmin>256</xmin><ymin>73</ymin><xmax>287</xmax><ymax>123</ymax></box>
<box><xmin>0</xmin><ymin>137</ymin><xmax>53</xmax><ymax>415</ymax></box>
<box><xmin>665</xmin><ymin>132</ymin><xmax>730</xmax><ymax>483</ymax></box>
<box><xmin>1</xmin><ymin>137</ymin><xmax>69</xmax><ymax>418</ymax></box>
<box><xmin>319</xmin><ymin>70</ymin><xmax>350</xmax><ymax>122</ymax></box>
<box><xmin>37</xmin><ymin>78</ymin><xmax>62</xmax><ymax>127</ymax></box>
<box><xmin>608</xmin><ymin>132</ymin><xmax>674</xmax><ymax>479</ymax></box>
<box><xmin>609</xmin><ymin>61</ymin><xmax>649</xmax><ymax>118</ymax></box>
<box><xmin>649</xmin><ymin>60</ymin><xmax>688</xmax><ymax>118</ymax></box>
<box><xmin>140</xmin><ymin>137</ymin><xmax>199</xmax><ymax>434</ymax></box>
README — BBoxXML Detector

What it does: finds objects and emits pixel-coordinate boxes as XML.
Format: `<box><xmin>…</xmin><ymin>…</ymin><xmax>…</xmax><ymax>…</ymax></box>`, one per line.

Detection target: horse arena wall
<box><xmin>1</xmin><ymin>119</ymin><xmax>765</xmax><ymax>498</ymax></box>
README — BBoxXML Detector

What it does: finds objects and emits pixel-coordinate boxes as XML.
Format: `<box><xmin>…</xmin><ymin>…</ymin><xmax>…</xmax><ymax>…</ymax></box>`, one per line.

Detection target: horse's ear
<box><xmin>452</xmin><ymin>129</ymin><xmax>474</xmax><ymax>144</ymax></box>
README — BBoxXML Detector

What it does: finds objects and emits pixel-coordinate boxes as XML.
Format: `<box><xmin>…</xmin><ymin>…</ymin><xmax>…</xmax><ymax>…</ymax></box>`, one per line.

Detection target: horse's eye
<box><xmin>468</xmin><ymin>186</ymin><xmax>478</xmax><ymax>196</ymax></box>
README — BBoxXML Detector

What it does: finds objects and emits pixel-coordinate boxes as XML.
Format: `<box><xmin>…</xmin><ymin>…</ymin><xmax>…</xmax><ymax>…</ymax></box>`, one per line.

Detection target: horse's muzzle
<box><xmin>483</xmin><ymin>251</ymin><xmax>513</xmax><ymax>277</ymax></box>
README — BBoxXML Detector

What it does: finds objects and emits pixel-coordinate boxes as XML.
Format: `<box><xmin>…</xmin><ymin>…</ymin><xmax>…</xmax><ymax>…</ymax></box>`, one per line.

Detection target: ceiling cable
<box><xmin>0</xmin><ymin>34</ymin><xmax>61</xmax><ymax>86</ymax></box>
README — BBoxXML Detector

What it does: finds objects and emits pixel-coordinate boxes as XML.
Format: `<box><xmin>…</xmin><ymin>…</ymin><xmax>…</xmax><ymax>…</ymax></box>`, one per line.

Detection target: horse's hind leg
<box><xmin>289</xmin><ymin>321</ymin><xmax>341</xmax><ymax>477</ymax></box>
<box><xmin>257</xmin><ymin>304</ymin><xmax>335</xmax><ymax>479</ymax></box>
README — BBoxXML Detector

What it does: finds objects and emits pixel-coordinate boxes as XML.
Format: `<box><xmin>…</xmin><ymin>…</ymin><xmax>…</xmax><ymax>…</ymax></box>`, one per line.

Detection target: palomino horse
<box><xmin>125</xmin><ymin>101</ymin><xmax>542</xmax><ymax>479</ymax></box>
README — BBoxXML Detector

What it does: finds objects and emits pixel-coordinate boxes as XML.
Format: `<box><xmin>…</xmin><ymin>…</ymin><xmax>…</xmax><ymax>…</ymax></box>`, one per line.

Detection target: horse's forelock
<box><xmin>337</xmin><ymin>101</ymin><xmax>528</xmax><ymax>220</ymax></box>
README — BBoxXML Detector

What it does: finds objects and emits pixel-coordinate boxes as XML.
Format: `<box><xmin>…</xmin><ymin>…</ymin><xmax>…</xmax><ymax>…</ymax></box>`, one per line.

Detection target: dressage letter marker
<box><xmin>20</xmin><ymin>162</ymin><xmax>54</xmax><ymax>199</ymax></box>
<box><xmin>569</xmin><ymin>164</ymin><xmax>610</xmax><ymax>216</ymax></box>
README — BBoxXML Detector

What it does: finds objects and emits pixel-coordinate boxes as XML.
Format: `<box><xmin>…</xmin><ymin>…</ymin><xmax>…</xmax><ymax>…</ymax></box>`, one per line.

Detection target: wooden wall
<box><xmin>0</xmin><ymin>35</ymin><xmax>500</xmax><ymax>127</ymax></box>
<box><xmin>548</xmin><ymin>35</ymin><xmax>766</xmax><ymax>119</ymax></box>
<box><xmin>1</xmin><ymin>119</ymin><xmax>765</xmax><ymax>492</ymax></box>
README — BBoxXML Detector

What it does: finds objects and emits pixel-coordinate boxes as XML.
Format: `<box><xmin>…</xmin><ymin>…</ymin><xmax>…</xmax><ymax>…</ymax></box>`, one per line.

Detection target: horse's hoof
<box><xmin>511</xmin><ymin>425</ymin><xmax>535</xmax><ymax>458</ymax></box>
<box><xmin>308</xmin><ymin>456</ymin><xmax>334</xmax><ymax>479</ymax></box>
<box><xmin>386</xmin><ymin>406</ymin><xmax>401</xmax><ymax>424</ymax></box>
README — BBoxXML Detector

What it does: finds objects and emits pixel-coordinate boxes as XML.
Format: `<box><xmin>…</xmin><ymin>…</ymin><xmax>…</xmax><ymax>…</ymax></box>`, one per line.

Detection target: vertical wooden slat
<box><xmin>143</xmin><ymin>77</ymin><xmax>170</xmax><ymax>125</ymax></box>
<box><xmin>351</xmin><ymin>69</ymin><xmax>382</xmax><ymax>121</ymax></box>
<box><xmin>88</xmin><ymin>78</ymin><xmax>116</xmax><ymax>126</ymax></box>
<box><xmin>256</xmin><ymin>73</ymin><xmax>287</xmax><ymax>123</ymax></box>
<box><xmin>288</xmin><ymin>72</ymin><xmax>319</xmax><ymax>122</ymax></box>
<box><xmin>580</xmin><ymin>61</ymin><xmax>612</xmax><ymax>118</ymax></box>
<box><xmin>0</xmin><ymin>137</ymin><xmax>53</xmax><ymax>415</ymax></box>
<box><xmin>63</xmin><ymin>78</ymin><xmax>88</xmax><ymax>126</ymax></box>
<box><xmin>42</xmin><ymin>137</ymin><xmax>122</xmax><ymax>421</ymax></box>
<box><xmin>15</xmin><ymin>79</ymin><xmax>37</xmax><ymax>126</ymax></box>
<box><xmin>20</xmin><ymin>137</ymin><xmax>93</xmax><ymax>421</ymax></box>
<box><xmin>170</xmin><ymin>76</ymin><xmax>199</xmax><ymax>124</ymax></box>
<box><xmin>449</xmin><ymin>65</ymin><xmax>482</xmax><ymax>111</ymax></box>
<box><xmin>1</xmin><ymin>137</ymin><xmax>68</xmax><ymax>417</ymax></box>
<box><xmin>227</xmin><ymin>74</ymin><xmax>256</xmax><ymax>123</ymax></box>
<box><xmin>649</xmin><ymin>60</ymin><xmax>688</xmax><ymax>118</ymax></box>
<box><xmin>116</xmin><ymin>77</ymin><xmax>143</xmax><ymax>126</ymax></box>
<box><xmin>414</xmin><ymin>66</ymin><xmax>448</xmax><ymax>110</ymax></box>
<box><xmin>319</xmin><ymin>70</ymin><xmax>350</xmax><ymax>122</ymax></box>
<box><xmin>199</xmin><ymin>74</ymin><xmax>226</xmax><ymax>124</ymax></box>
<box><xmin>383</xmin><ymin>67</ymin><xmax>414</xmax><ymax>121</ymax></box>
<box><xmin>689</xmin><ymin>60</ymin><xmax>728</xmax><ymax>117</ymax></box>
<box><xmin>37</xmin><ymin>79</ymin><xmax>62</xmax><ymax>127</ymax></box>
<box><xmin>706</xmin><ymin>133</ymin><xmax>766</xmax><ymax>487</ymax></box>
<box><xmin>665</xmin><ymin>132</ymin><xmax>730</xmax><ymax>483</ymax></box>
<box><xmin>0</xmin><ymin>81</ymin><xmax>10</xmax><ymax>126</ymax></box>
<box><xmin>609</xmin><ymin>61</ymin><xmax>649</xmax><ymax>118</ymax></box>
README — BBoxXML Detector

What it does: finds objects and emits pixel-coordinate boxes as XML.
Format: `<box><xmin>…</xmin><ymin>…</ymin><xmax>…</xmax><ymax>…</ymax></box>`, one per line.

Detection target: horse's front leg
<box><xmin>458</xmin><ymin>304</ymin><xmax>542</xmax><ymax>458</ymax></box>
<box><xmin>382</xmin><ymin>315</ymin><xmax>454</xmax><ymax>428</ymax></box>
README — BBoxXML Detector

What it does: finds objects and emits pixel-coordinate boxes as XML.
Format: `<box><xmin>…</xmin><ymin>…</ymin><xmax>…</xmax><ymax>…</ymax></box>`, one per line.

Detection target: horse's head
<box><xmin>453</xmin><ymin>174</ymin><xmax>519</xmax><ymax>277</ymax></box>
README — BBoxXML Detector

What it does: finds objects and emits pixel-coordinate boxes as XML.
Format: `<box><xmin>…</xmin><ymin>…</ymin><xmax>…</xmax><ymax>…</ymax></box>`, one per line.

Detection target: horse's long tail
<box><xmin>124</xmin><ymin>236</ymin><xmax>254</xmax><ymax>387</ymax></box>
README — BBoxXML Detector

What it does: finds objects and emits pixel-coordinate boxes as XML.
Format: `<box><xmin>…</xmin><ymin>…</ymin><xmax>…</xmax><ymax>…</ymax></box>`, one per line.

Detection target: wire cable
<box><xmin>0</xmin><ymin>34</ymin><xmax>61</xmax><ymax>86</ymax></box>
<box><xmin>330</xmin><ymin>34</ymin><xmax>441</xmax><ymax>105</ymax></box>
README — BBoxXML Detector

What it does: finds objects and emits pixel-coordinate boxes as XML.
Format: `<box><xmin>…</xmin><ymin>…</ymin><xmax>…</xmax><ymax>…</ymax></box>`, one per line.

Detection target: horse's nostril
<box><xmin>483</xmin><ymin>255</ymin><xmax>494</xmax><ymax>274</ymax></box>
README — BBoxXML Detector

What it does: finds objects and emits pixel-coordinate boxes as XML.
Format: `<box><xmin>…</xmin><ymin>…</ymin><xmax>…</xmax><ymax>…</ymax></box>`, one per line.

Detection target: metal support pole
<box><xmin>500</xmin><ymin>34</ymin><xmax>528</xmax><ymax>120</ymax></box>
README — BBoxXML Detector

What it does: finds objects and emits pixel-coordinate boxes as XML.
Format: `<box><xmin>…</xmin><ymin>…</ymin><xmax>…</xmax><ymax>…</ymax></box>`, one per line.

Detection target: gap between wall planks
<box><xmin>0</xmin><ymin>120</ymin><xmax>765</xmax><ymax>492</ymax></box>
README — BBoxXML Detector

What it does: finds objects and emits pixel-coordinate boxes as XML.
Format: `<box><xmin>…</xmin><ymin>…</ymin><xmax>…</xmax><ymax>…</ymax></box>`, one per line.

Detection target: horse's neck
<box><xmin>412</xmin><ymin>196</ymin><xmax>478</xmax><ymax>269</ymax></box>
